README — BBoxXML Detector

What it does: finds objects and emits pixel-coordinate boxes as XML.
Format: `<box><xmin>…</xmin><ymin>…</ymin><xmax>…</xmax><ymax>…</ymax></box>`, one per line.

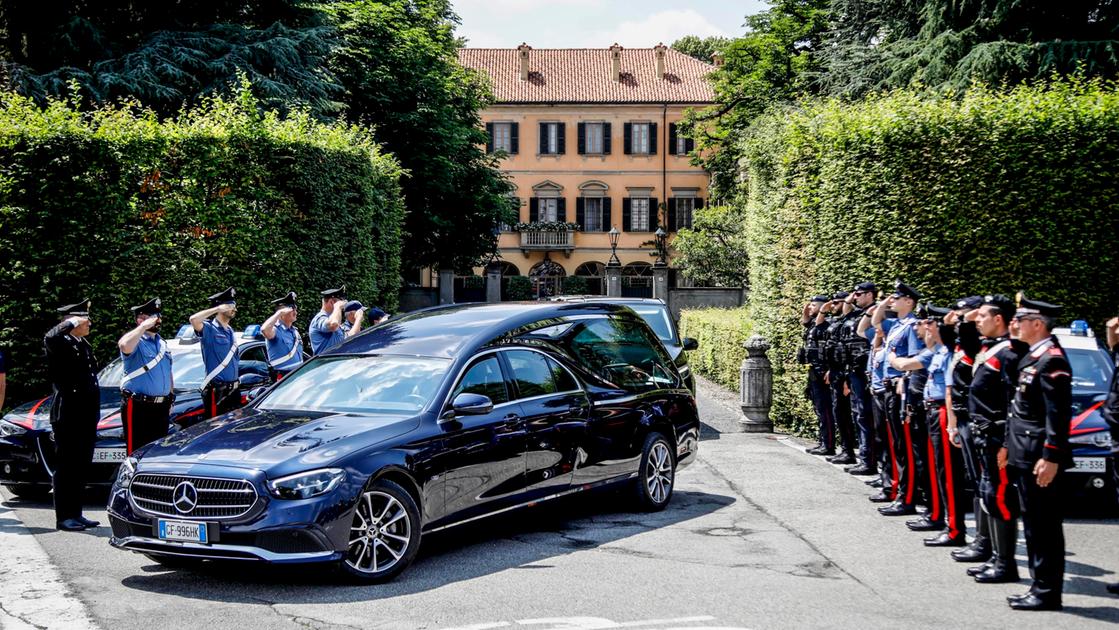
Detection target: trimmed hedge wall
<box><xmin>678</xmin><ymin>307</ymin><xmax>754</xmax><ymax>392</ymax></box>
<box><xmin>738</xmin><ymin>80</ymin><xmax>1119</xmax><ymax>434</ymax></box>
<box><xmin>0</xmin><ymin>88</ymin><xmax>405</xmax><ymax>405</ymax></box>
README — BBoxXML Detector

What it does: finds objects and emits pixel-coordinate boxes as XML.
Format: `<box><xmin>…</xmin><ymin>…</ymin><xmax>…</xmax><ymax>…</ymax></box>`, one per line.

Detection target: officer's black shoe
<box><xmin>924</xmin><ymin>532</ymin><xmax>967</xmax><ymax>547</ymax></box>
<box><xmin>865</xmin><ymin>477</ymin><xmax>883</xmax><ymax>487</ymax></box>
<box><xmin>806</xmin><ymin>445</ymin><xmax>830</xmax><ymax>455</ymax></box>
<box><xmin>951</xmin><ymin>539</ymin><xmax>992</xmax><ymax>563</ymax></box>
<box><xmin>56</xmin><ymin>519</ymin><xmax>87</xmax><ymax>532</ymax></box>
<box><xmin>1007</xmin><ymin>593</ymin><xmax>1061</xmax><ymax>611</ymax></box>
<box><xmin>966</xmin><ymin>559</ymin><xmax>995</xmax><ymax>577</ymax></box>
<box><xmin>878</xmin><ymin>503</ymin><xmax>917</xmax><ymax>516</ymax></box>
<box><xmin>1107</xmin><ymin>582</ymin><xmax>1119</xmax><ymax>595</ymax></box>
<box><xmin>905</xmin><ymin>517</ymin><xmax>944</xmax><ymax>531</ymax></box>
<box><xmin>76</xmin><ymin>516</ymin><xmax>100</xmax><ymax>528</ymax></box>
<box><xmin>868</xmin><ymin>491</ymin><xmax>893</xmax><ymax>503</ymax></box>
<box><xmin>974</xmin><ymin>565</ymin><xmax>1020</xmax><ymax>584</ymax></box>
<box><xmin>805</xmin><ymin>445</ymin><xmax>823</xmax><ymax>454</ymax></box>
<box><xmin>846</xmin><ymin>465</ymin><xmax>876</xmax><ymax>476</ymax></box>
<box><xmin>827</xmin><ymin>453</ymin><xmax>857</xmax><ymax>465</ymax></box>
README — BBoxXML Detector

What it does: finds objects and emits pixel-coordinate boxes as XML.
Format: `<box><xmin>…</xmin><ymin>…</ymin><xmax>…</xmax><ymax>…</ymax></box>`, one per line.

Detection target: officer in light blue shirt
<box><xmin>309</xmin><ymin>285</ymin><xmax>349</xmax><ymax>355</ymax></box>
<box><xmin>189</xmin><ymin>287</ymin><xmax>240</xmax><ymax>419</ymax></box>
<box><xmin>117</xmin><ymin>297</ymin><xmax>173</xmax><ymax>453</ymax></box>
<box><xmin>262</xmin><ymin>292</ymin><xmax>304</xmax><ymax>376</ymax></box>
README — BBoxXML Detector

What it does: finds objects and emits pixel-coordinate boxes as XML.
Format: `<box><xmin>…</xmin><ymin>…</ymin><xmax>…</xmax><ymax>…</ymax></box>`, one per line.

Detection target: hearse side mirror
<box><xmin>682</xmin><ymin>337</ymin><xmax>699</xmax><ymax>351</ymax></box>
<box><xmin>440</xmin><ymin>393</ymin><xmax>494</xmax><ymax>423</ymax></box>
<box><xmin>245</xmin><ymin>386</ymin><xmax>268</xmax><ymax>403</ymax></box>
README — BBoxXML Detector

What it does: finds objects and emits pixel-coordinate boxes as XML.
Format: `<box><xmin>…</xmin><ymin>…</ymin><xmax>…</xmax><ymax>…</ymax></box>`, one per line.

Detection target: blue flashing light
<box><xmin>243</xmin><ymin>324</ymin><xmax>263</xmax><ymax>339</ymax></box>
<box><xmin>175</xmin><ymin>324</ymin><xmax>194</xmax><ymax>339</ymax></box>
<box><xmin>1069</xmin><ymin>320</ymin><xmax>1090</xmax><ymax>336</ymax></box>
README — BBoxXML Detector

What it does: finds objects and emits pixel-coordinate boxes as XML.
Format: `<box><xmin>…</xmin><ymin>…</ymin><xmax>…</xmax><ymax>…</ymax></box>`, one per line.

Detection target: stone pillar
<box><xmin>438</xmin><ymin>268</ymin><xmax>455</xmax><ymax>305</ymax></box>
<box><xmin>485</xmin><ymin>262</ymin><xmax>502</xmax><ymax>303</ymax></box>
<box><xmin>739</xmin><ymin>335</ymin><xmax>773</xmax><ymax>432</ymax></box>
<box><xmin>652</xmin><ymin>266</ymin><xmax>670</xmax><ymax>301</ymax></box>
<box><xmin>605</xmin><ymin>265</ymin><xmax>622</xmax><ymax>297</ymax></box>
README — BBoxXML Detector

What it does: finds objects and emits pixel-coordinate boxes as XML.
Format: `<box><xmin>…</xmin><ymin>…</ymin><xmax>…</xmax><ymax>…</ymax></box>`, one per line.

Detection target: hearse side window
<box><xmin>566</xmin><ymin>318</ymin><xmax>677</xmax><ymax>392</ymax></box>
<box><xmin>504</xmin><ymin>350</ymin><xmax>576</xmax><ymax>398</ymax></box>
<box><xmin>453</xmin><ymin>356</ymin><xmax>509</xmax><ymax>404</ymax></box>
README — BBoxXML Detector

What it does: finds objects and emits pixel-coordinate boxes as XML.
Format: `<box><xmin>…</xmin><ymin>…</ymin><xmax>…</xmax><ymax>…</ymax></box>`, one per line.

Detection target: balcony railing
<box><xmin>519</xmin><ymin>229</ymin><xmax>575</xmax><ymax>252</ymax></box>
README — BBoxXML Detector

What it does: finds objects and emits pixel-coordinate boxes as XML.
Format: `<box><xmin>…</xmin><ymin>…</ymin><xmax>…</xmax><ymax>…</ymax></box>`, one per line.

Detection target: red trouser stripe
<box><xmin>938</xmin><ymin>407</ymin><xmax>960</xmax><ymax>538</ymax></box>
<box><xmin>902</xmin><ymin>420</ymin><xmax>916</xmax><ymax>504</ymax></box>
<box><xmin>884</xmin><ymin>419</ymin><xmax>899</xmax><ymax>498</ymax></box>
<box><xmin>125</xmin><ymin>398</ymin><xmax>134</xmax><ymax>454</ymax></box>
<box><xmin>210</xmin><ymin>389</ymin><xmax>217</xmax><ymax>418</ymax></box>
<box><xmin>996</xmin><ymin>465</ymin><xmax>1012</xmax><ymax>520</ymax></box>
<box><xmin>926</xmin><ymin>421</ymin><xmax>941</xmax><ymax>521</ymax></box>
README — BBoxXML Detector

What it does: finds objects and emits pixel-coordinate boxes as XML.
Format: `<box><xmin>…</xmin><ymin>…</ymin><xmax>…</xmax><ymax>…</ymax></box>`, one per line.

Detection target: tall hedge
<box><xmin>739</xmin><ymin>80</ymin><xmax>1119</xmax><ymax>433</ymax></box>
<box><xmin>678</xmin><ymin>307</ymin><xmax>754</xmax><ymax>391</ymax></box>
<box><xmin>0</xmin><ymin>87</ymin><xmax>405</xmax><ymax>405</ymax></box>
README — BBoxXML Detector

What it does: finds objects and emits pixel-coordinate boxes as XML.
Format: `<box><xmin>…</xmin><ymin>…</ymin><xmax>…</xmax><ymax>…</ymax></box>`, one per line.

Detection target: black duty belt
<box><xmin>208</xmin><ymin>380</ymin><xmax>239</xmax><ymax>390</ymax></box>
<box><xmin>925</xmin><ymin>399</ymin><xmax>946</xmax><ymax>410</ymax></box>
<box><xmin>122</xmin><ymin>391</ymin><xmax>174</xmax><ymax>404</ymax></box>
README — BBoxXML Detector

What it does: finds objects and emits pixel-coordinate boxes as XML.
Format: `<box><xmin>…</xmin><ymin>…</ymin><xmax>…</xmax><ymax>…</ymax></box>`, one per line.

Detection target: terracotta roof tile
<box><xmin>458</xmin><ymin>47</ymin><xmax>716</xmax><ymax>104</ymax></box>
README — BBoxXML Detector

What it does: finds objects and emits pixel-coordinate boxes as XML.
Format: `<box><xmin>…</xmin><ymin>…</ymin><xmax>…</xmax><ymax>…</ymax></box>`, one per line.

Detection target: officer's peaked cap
<box><xmin>208</xmin><ymin>287</ymin><xmax>236</xmax><ymax>305</ymax></box>
<box><xmin>832</xmin><ymin>290</ymin><xmax>850</xmax><ymax>300</ymax></box>
<box><xmin>1015</xmin><ymin>292</ymin><xmax>1062</xmax><ymax>318</ymax></box>
<box><xmin>982</xmin><ymin>294</ymin><xmax>1016</xmax><ymax>320</ymax></box>
<box><xmin>57</xmin><ymin>299</ymin><xmax>91</xmax><ymax>316</ymax></box>
<box><xmin>954</xmin><ymin>296</ymin><xmax>982</xmax><ymax>311</ymax></box>
<box><xmin>891</xmin><ymin>280</ymin><xmax>921</xmax><ymax>301</ymax></box>
<box><xmin>321</xmin><ymin>285</ymin><xmax>347</xmax><ymax>299</ymax></box>
<box><xmin>131</xmin><ymin>297</ymin><xmax>161</xmax><ymax>316</ymax></box>
<box><xmin>853</xmin><ymin>281</ymin><xmax>877</xmax><ymax>293</ymax></box>
<box><xmin>271</xmin><ymin>292</ymin><xmax>297</xmax><ymax>308</ymax></box>
<box><xmin>810</xmin><ymin>295</ymin><xmax>830</xmax><ymax>303</ymax></box>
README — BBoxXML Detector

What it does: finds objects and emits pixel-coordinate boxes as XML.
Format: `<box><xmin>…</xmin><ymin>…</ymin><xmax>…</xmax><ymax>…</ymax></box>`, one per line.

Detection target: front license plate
<box><xmin>1070</xmin><ymin>457</ymin><xmax>1107</xmax><ymax>473</ymax></box>
<box><xmin>92</xmin><ymin>447</ymin><xmax>126</xmax><ymax>463</ymax></box>
<box><xmin>157</xmin><ymin>519</ymin><xmax>208</xmax><ymax>544</ymax></box>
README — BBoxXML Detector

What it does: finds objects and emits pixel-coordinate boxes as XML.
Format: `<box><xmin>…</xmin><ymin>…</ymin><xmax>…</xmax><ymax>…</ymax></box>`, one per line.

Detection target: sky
<box><xmin>453</xmin><ymin>0</ymin><xmax>768</xmax><ymax>49</ymax></box>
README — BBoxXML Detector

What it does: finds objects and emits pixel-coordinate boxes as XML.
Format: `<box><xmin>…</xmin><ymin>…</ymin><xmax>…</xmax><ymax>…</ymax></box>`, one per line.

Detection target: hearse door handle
<box><xmin>502</xmin><ymin>414</ymin><xmax>524</xmax><ymax>429</ymax></box>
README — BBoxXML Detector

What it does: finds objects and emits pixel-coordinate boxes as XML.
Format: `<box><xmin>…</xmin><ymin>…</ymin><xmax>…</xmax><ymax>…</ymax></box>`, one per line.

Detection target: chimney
<box><xmin>609</xmin><ymin>43</ymin><xmax>623</xmax><ymax>81</ymax></box>
<box><xmin>517</xmin><ymin>42</ymin><xmax>531</xmax><ymax>81</ymax></box>
<box><xmin>654</xmin><ymin>42</ymin><xmax>667</xmax><ymax>79</ymax></box>
<box><xmin>711</xmin><ymin>51</ymin><xmax>724</xmax><ymax>68</ymax></box>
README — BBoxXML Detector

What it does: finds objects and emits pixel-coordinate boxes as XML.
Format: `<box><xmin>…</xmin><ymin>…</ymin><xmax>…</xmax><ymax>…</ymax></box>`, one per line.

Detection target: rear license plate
<box><xmin>1070</xmin><ymin>457</ymin><xmax>1107</xmax><ymax>473</ymax></box>
<box><xmin>92</xmin><ymin>447</ymin><xmax>126</xmax><ymax>463</ymax></box>
<box><xmin>157</xmin><ymin>519</ymin><xmax>208</xmax><ymax>544</ymax></box>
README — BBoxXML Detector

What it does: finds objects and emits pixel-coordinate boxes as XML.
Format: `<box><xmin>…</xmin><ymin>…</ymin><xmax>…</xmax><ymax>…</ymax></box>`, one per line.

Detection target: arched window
<box><xmin>497</xmin><ymin>261</ymin><xmax>520</xmax><ymax>277</ymax></box>
<box><xmin>571</xmin><ymin>261</ymin><xmax>605</xmax><ymax>295</ymax></box>
<box><xmin>621</xmin><ymin>262</ymin><xmax>653</xmax><ymax>297</ymax></box>
<box><xmin>529</xmin><ymin>257</ymin><xmax>567</xmax><ymax>299</ymax></box>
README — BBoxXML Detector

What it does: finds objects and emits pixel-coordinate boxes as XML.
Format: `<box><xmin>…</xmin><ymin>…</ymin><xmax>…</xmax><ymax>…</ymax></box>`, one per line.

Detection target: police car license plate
<box><xmin>157</xmin><ymin>519</ymin><xmax>208</xmax><ymax>544</ymax></box>
<box><xmin>1071</xmin><ymin>457</ymin><xmax>1107</xmax><ymax>473</ymax></box>
<box><xmin>91</xmin><ymin>447</ymin><xmax>126</xmax><ymax>463</ymax></box>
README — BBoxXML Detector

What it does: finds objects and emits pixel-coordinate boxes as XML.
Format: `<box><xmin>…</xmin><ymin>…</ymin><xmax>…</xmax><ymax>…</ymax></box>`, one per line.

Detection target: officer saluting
<box><xmin>262</xmin><ymin>292</ymin><xmax>303</xmax><ymax>378</ymax></box>
<box><xmin>1003</xmin><ymin>295</ymin><xmax>1073</xmax><ymax>611</ymax></box>
<box><xmin>43</xmin><ymin>299</ymin><xmax>100</xmax><ymax>531</ymax></box>
<box><xmin>117</xmin><ymin>298</ymin><xmax>173</xmax><ymax>454</ymax></box>
<box><xmin>309</xmin><ymin>286</ymin><xmax>353</xmax><ymax>355</ymax></box>
<box><xmin>189</xmin><ymin>287</ymin><xmax>240</xmax><ymax>419</ymax></box>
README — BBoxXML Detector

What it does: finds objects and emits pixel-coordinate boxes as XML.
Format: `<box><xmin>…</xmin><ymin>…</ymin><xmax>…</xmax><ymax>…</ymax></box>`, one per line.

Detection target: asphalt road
<box><xmin>2</xmin><ymin>378</ymin><xmax>1117</xmax><ymax>630</ymax></box>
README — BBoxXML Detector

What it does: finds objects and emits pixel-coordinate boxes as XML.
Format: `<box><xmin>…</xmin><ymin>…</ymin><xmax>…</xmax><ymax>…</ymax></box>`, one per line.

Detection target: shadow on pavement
<box><xmin>114</xmin><ymin>488</ymin><xmax>735</xmax><ymax>603</ymax></box>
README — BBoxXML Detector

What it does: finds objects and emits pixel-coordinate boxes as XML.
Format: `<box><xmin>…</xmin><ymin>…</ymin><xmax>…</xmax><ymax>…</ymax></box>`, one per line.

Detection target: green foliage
<box><xmin>670</xmin><ymin>35</ymin><xmax>730</xmax><ymax>64</ymax></box>
<box><xmin>327</xmin><ymin>0</ymin><xmax>517</xmax><ymax>270</ymax></box>
<box><xmin>672</xmin><ymin>205</ymin><xmax>750</xmax><ymax>287</ymax></box>
<box><xmin>0</xmin><ymin>85</ymin><xmax>405</xmax><ymax>404</ymax></box>
<box><xmin>505</xmin><ymin>276</ymin><xmax>533</xmax><ymax>301</ymax></box>
<box><xmin>736</xmin><ymin>79</ymin><xmax>1119</xmax><ymax>432</ymax></box>
<box><xmin>562</xmin><ymin>276</ymin><xmax>589</xmax><ymax>295</ymax></box>
<box><xmin>677</xmin><ymin>308</ymin><xmax>754</xmax><ymax>391</ymax></box>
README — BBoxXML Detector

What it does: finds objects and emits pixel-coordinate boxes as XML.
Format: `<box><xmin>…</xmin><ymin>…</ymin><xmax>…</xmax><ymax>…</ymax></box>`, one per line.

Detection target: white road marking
<box><xmin>442</xmin><ymin>616</ymin><xmax>744</xmax><ymax>630</ymax></box>
<box><xmin>0</xmin><ymin>497</ymin><xmax>99</xmax><ymax>630</ymax></box>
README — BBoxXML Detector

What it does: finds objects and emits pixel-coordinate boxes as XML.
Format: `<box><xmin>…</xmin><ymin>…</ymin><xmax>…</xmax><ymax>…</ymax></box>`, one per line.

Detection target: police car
<box><xmin>1055</xmin><ymin>321</ymin><xmax>1115</xmax><ymax>502</ymax></box>
<box><xmin>0</xmin><ymin>325</ymin><xmax>283</xmax><ymax>499</ymax></box>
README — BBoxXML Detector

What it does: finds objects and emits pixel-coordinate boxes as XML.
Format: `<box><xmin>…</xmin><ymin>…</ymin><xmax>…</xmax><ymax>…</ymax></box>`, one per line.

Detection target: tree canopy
<box><xmin>670</xmin><ymin>35</ymin><xmax>730</xmax><ymax>64</ymax></box>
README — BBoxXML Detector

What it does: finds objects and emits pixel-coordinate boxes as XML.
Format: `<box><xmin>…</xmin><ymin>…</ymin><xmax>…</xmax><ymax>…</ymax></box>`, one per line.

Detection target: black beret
<box><xmin>891</xmin><ymin>280</ymin><xmax>921</xmax><ymax>301</ymax></box>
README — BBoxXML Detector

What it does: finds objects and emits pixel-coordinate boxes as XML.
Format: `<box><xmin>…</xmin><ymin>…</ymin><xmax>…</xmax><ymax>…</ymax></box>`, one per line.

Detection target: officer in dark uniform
<box><xmin>861</xmin><ymin>294</ymin><xmax>898</xmax><ymax>501</ymax></box>
<box><xmin>842</xmin><ymin>282</ymin><xmax>877</xmax><ymax>475</ymax></box>
<box><xmin>117</xmin><ymin>298</ymin><xmax>173</xmax><ymax>453</ymax></box>
<box><xmin>945</xmin><ymin>296</ymin><xmax>990</xmax><ymax>563</ymax></box>
<box><xmin>42</xmin><ymin>299</ymin><xmax>100</xmax><ymax>531</ymax></box>
<box><xmin>799</xmin><ymin>295</ymin><xmax>835</xmax><ymax>455</ymax></box>
<box><xmin>1104</xmin><ymin>314</ymin><xmax>1119</xmax><ymax>596</ymax></box>
<box><xmin>189</xmin><ymin>287</ymin><xmax>240</xmax><ymax>419</ymax></box>
<box><xmin>824</xmin><ymin>292</ymin><xmax>857</xmax><ymax>465</ymax></box>
<box><xmin>262</xmin><ymin>292</ymin><xmax>303</xmax><ymax>378</ymax></box>
<box><xmin>965</xmin><ymin>294</ymin><xmax>1026</xmax><ymax>584</ymax></box>
<box><xmin>1003</xmin><ymin>295</ymin><xmax>1073</xmax><ymax>610</ymax></box>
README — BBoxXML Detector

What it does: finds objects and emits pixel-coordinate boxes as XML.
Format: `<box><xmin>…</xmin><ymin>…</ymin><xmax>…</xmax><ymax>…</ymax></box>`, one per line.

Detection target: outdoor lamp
<box><xmin>654</xmin><ymin>227</ymin><xmax>667</xmax><ymax>267</ymax></box>
<box><xmin>608</xmin><ymin>226</ymin><xmax>621</xmax><ymax>266</ymax></box>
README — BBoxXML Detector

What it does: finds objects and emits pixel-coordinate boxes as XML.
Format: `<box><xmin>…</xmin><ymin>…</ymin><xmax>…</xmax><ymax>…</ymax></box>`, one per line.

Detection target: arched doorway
<box><xmin>529</xmin><ymin>257</ymin><xmax>566</xmax><ymax>300</ymax></box>
<box><xmin>497</xmin><ymin>261</ymin><xmax>523</xmax><ymax>301</ymax></box>
<box><xmin>622</xmin><ymin>262</ymin><xmax>653</xmax><ymax>298</ymax></box>
<box><xmin>572</xmin><ymin>261</ymin><xmax>605</xmax><ymax>295</ymax></box>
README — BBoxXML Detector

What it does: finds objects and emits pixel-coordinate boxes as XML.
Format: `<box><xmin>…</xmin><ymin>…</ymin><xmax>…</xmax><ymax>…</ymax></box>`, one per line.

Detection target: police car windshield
<box><xmin>257</xmin><ymin>355</ymin><xmax>451</xmax><ymax>415</ymax></box>
<box><xmin>628</xmin><ymin>305</ymin><xmax>676</xmax><ymax>345</ymax></box>
<box><xmin>1064</xmin><ymin>347</ymin><xmax>1113</xmax><ymax>390</ymax></box>
<box><xmin>97</xmin><ymin>348</ymin><xmax>206</xmax><ymax>390</ymax></box>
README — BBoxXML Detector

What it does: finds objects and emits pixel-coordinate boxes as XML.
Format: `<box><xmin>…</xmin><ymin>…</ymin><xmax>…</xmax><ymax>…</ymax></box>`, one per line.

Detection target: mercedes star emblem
<box><xmin>173</xmin><ymin>481</ymin><xmax>199</xmax><ymax>514</ymax></box>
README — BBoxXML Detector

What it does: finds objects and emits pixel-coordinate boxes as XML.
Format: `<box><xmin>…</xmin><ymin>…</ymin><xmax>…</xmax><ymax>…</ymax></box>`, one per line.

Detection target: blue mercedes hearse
<box><xmin>108</xmin><ymin>302</ymin><xmax>700</xmax><ymax>582</ymax></box>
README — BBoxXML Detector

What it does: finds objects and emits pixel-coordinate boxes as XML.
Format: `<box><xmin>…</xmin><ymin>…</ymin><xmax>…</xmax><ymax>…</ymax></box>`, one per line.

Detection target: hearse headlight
<box><xmin>0</xmin><ymin>419</ymin><xmax>28</xmax><ymax>437</ymax></box>
<box><xmin>116</xmin><ymin>456</ymin><xmax>138</xmax><ymax>489</ymax></box>
<box><xmin>1069</xmin><ymin>431</ymin><xmax>1113</xmax><ymax>448</ymax></box>
<box><xmin>268</xmin><ymin>468</ymin><xmax>346</xmax><ymax>500</ymax></box>
<box><xmin>98</xmin><ymin>427</ymin><xmax>124</xmax><ymax>439</ymax></box>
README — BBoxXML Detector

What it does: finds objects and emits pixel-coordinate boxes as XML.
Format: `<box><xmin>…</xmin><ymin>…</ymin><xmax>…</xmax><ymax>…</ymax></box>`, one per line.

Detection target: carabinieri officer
<box><xmin>1004</xmin><ymin>294</ymin><xmax>1073</xmax><ymax>611</ymax></box>
<box><xmin>43</xmin><ymin>299</ymin><xmax>100</xmax><ymax>531</ymax></box>
<box><xmin>262</xmin><ymin>291</ymin><xmax>303</xmax><ymax>378</ymax></box>
<box><xmin>190</xmin><ymin>287</ymin><xmax>240</xmax><ymax>419</ymax></box>
<box><xmin>309</xmin><ymin>285</ymin><xmax>348</xmax><ymax>355</ymax></box>
<box><xmin>117</xmin><ymin>297</ymin><xmax>173</xmax><ymax>454</ymax></box>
